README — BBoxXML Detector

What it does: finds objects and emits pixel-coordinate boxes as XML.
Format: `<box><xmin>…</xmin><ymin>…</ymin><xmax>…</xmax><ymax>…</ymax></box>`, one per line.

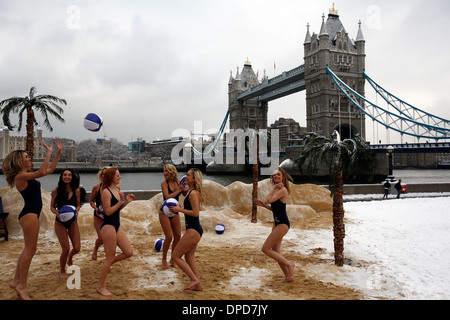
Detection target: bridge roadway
<box><xmin>370</xmin><ymin>142</ymin><xmax>450</xmax><ymax>153</ymax></box>
<box><xmin>237</xmin><ymin>64</ymin><xmax>305</xmax><ymax>102</ymax></box>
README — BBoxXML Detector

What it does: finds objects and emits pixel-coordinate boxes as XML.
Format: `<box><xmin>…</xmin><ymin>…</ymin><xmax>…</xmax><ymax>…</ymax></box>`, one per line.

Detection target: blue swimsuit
<box><xmin>101</xmin><ymin>188</ymin><xmax>121</xmax><ymax>232</ymax></box>
<box><xmin>55</xmin><ymin>191</ymin><xmax>78</xmax><ymax>229</ymax></box>
<box><xmin>160</xmin><ymin>181</ymin><xmax>180</xmax><ymax>219</ymax></box>
<box><xmin>184</xmin><ymin>190</ymin><xmax>203</xmax><ymax>237</ymax></box>
<box><xmin>271</xmin><ymin>199</ymin><xmax>290</xmax><ymax>229</ymax></box>
<box><xmin>18</xmin><ymin>179</ymin><xmax>43</xmax><ymax>220</ymax></box>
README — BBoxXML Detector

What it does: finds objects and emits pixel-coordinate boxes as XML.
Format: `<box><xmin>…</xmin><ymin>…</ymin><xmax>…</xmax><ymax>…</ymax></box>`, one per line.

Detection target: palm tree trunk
<box><xmin>251</xmin><ymin>136</ymin><xmax>259</xmax><ymax>223</ymax></box>
<box><xmin>26</xmin><ymin>108</ymin><xmax>35</xmax><ymax>167</ymax></box>
<box><xmin>333</xmin><ymin>166</ymin><xmax>345</xmax><ymax>266</ymax></box>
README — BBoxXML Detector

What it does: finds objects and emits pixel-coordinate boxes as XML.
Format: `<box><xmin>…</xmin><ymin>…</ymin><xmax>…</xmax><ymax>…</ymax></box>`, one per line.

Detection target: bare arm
<box><xmin>101</xmin><ymin>188</ymin><xmax>134</xmax><ymax>216</ymax></box>
<box><xmin>50</xmin><ymin>188</ymin><xmax>59</xmax><ymax>215</ymax></box>
<box><xmin>75</xmin><ymin>188</ymin><xmax>81</xmax><ymax>212</ymax></box>
<box><xmin>265</xmin><ymin>183</ymin><xmax>288</xmax><ymax>204</ymax></box>
<box><xmin>14</xmin><ymin>141</ymin><xmax>63</xmax><ymax>191</ymax></box>
<box><xmin>256</xmin><ymin>184</ymin><xmax>289</xmax><ymax>210</ymax></box>
<box><xmin>89</xmin><ymin>183</ymin><xmax>101</xmax><ymax>211</ymax></box>
<box><xmin>161</xmin><ymin>180</ymin><xmax>183</xmax><ymax>200</ymax></box>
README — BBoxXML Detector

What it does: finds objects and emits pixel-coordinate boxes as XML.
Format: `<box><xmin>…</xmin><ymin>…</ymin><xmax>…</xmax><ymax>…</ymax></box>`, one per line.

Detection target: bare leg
<box><xmin>159</xmin><ymin>211</ymin><xmax>173</xmax><ymax>269</ymax></box>
<box><xmin>185</xmin><ymin>245</ymin><xmax>203</xmax><ymax>291</ymax></box>
<box><xmin>11</xmin><ymin>214</ymin><xmax>40</xmax><ymax>300</ymax></box>
<box><xmin>96</xmin><ymin>226</ymin><xmax>133</xmax><ymax>297</ymax></box>
<box><xmin>92</xmin><ymin>216</ymin><xmax>103</xmax><ymax>260</ymax></box>
<box><xmin>172</xmin><ymin>229</ymin><xmax>201</xmax><ymax>290</ymax></box>
<box><xmin>113</xmin><ymin>227</ymin><xmax>133</xmax><ymax>264</ymax></box>
<box><xmin>262</xmin><ymin>224</ymin><xmax>294</xmax><ymax>282</ymax></box>
<box><xmin>97</xmin><ymin>225</ymin><xmax>117</xmax><ymax>296</ymax></box>
<box><xmin>67</xmin><ymin>221</ymin><xmax>81</xmax><ymax>266</ymax></box>
<box><xmin>55</xmin><ymin>221</ymin><xmax>70</xmax><ymax>279</ymax></box>
<box><xmin>169</xmin><ymin>215</ymin><xmax>181</xmax><ymax>267</ymax></box>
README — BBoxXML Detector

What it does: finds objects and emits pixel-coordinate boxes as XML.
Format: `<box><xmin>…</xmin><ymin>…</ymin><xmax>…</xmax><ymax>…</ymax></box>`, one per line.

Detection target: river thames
<box><xmin>1</xmin><ymin>169</ymin><xmax>449</xmax><ymax>192</ymax></box>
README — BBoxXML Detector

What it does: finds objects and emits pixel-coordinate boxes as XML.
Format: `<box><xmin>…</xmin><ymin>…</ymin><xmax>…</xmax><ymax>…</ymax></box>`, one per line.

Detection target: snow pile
<box><xmin>300</xmin><ymin>197</ymin><xmax>450</xmax><ymax>299</ymax></box>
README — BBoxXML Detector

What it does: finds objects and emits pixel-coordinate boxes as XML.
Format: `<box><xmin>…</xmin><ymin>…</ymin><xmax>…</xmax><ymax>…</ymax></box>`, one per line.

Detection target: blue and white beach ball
<box><xmin>83</xmin><ymin>113</ymin><xmax>103</xmax><ymax>132</ymax></box>
<box><xmin>215</xmin><ymin>223</ymin><xmax>225</xmax><ymax>235</ymax></box>
<box><xmin>179</xmin><ymin>175</ymin><xmax>189</xmax><ymax>191</ymax></box>
<box><xmin>154</xmin><ymin>238</ymin><xmax>164</xmax><ymax>252</ymax></box>
<box><xmin>162</xmin><ymin>198</ymin><xmax>179</xmax><ymax>218</ymax></box>
<box><xmin>58</xmin><ymin>205</ymin><xmax>77</xmax><ymax>223</ymax></box>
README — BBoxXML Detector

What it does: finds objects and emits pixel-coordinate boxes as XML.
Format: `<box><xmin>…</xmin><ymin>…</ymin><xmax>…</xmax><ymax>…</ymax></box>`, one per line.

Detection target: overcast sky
<box><xmin>0</xmin><ymin>0</ymin><xmax>449</xmax><ymax>145</ymax></box>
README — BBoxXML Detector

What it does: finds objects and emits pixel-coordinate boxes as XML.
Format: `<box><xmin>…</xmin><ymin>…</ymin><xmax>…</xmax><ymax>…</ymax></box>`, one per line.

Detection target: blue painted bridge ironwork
<box><xmin>237</xmin><ymin>64</ymin><xmax>305</xmax><ymax>102</ymax></box>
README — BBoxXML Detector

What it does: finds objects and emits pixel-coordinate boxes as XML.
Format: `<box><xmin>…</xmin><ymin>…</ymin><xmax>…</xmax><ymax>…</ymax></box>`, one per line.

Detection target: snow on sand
<box><xmin>302</xmin><ymin>197</ymin><xmax>450</xmax><ymax>299</ymax></box>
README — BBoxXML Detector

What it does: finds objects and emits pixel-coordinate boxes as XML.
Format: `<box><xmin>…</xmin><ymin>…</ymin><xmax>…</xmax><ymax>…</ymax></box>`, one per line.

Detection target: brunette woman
<box><xmin>50</xmin><ymin>169</ymin><xmax>81</xmax><ymax>279</ymax></box>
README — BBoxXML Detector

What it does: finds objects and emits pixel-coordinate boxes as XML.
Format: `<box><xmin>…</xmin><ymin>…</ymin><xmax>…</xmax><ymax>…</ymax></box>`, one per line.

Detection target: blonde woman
<box><xmin>256</xmin><ymin>167</ymin><xmax>295</xmax><ymax>282</ymax></box>
<box><xmin>89</xmin><ymin>167</ymin><xmax>109</xmax><ymax>260</ymax></box>
<box><xmin>170</xmin><ymin>168</ymin><xmax>203</xmax><ymax>291</ymax></box>
<box><xmin>2</xmin><ymin>141</ymin><xmax>64</xmax><ymax>300</ymax></box>
<box><xmin>159</xmin><ymin>164</ymin><xmax>184</xmax><ymax>269</ymax></box>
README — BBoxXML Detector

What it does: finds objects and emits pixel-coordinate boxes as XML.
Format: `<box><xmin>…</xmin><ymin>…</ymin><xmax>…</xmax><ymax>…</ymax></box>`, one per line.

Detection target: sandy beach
<box><xmin>0</xmin><ymin>179</ymin><xmax>361</xmax><ymax>300</ymax></box>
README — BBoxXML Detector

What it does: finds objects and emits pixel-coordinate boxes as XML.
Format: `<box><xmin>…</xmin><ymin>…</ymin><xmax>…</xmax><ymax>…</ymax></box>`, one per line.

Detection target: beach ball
<box><xmin>83</xmin><ymin>113</ymin><xmax>103</xmax><ymax>132</ymax></box>
<box><xmin>215</xmin><ymin>223</ymin><xmax>225</xmax><ymax>235</ymax></box>
<box><xmin>162</xmin><ymin>198</ymin><xmax>179</xmax><ymax>218</ymax></box>
<box><xmin>154</xmin><ymin>238</ymin><xmax>164</xmax><ymax>252</ymax></box>
<box><xmin>58</xmin><ymin>205</ymin><xmax>77</xmax><ymax>223</ymax></box>
<box><xmin>179</xmin><ymin>175</ymin><xmax>189</xmax><ymax>191</ymax></box>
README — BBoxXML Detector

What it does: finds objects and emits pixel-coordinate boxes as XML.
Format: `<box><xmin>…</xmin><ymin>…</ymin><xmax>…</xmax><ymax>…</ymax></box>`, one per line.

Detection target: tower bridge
<box><xmin>194</xmin><ymin>5</ymin><xmax>450</xmax><ymax>171</ymax></box>
<box><xmin>228</xmin><ymin>6</ymin><xmax>366</xmax><ymax>141</ymax></box>
<box><xmin>224</xmin><ymin>5</ymin><xmax>450</xmax><ymax>144</ymax></box>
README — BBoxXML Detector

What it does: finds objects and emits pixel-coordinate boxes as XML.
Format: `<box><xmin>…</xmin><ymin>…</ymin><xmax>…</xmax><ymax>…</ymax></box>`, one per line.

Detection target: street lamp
<box><xmin>386</xmin><ymin>145</ymin><xmax>395</xmax><ymax>181</ymax></box>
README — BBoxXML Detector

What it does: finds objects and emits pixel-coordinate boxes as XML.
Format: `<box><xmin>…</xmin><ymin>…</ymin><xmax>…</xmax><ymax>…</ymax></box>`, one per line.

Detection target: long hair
<box><xmin>55</xmin><ymin>169</ymin><xmax>80</xmax><ymax>209</ymax></box>
<box><xmin>270</xmin><ymin>167</ymin><xmax>293</xmax><ymax>194</ymax></box>
<box><xmin>96</xmin><ymin>166</ymin><xmax>110</xmax><ymax>183</ymax></box>
<box><xmin>164</xmin><ymin>164</ymin><xmax>178</xmax><ymax>181</ymax></box>
<box><xmin>190</xmin><ymin>168</ymin><xmax>204</xmax><ymax>204</ymax></box>
<box><xmin>101</xmin><ymin>167</ymin><xmax>118</xmax><ymax>191</ymax></box>
<box><xmin>2</xmin><ymin>150</ymin><xmax>26</xmax><ymax>188</ymax></box>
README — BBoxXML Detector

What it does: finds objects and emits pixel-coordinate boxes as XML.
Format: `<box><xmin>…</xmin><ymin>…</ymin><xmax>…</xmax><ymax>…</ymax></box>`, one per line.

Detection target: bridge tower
<box><xmin>228</xmin><ymin>59</ymin><xmax>268</xmax><ymax>131</ymax></box>
<box><xmin>304</xmin><ymin>6</ymin><xmax>366</xmax><ymax>140</ymax></box>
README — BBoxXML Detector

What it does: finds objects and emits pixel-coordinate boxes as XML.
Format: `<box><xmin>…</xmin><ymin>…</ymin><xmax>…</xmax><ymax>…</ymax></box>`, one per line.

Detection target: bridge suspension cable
<box><xmin>364</xmin><ymin>71</ymin><xmax>450</xmax><ymax>134</ymax></box>
<box><xmin>326</xmin><ymin>66</ymin><xmax>450</xmax><ymax>141</ymax></box>
<box><xmin>192</xmin><ymin>110</ymin><xmax>229</xmax><ymax>156</ymax></box>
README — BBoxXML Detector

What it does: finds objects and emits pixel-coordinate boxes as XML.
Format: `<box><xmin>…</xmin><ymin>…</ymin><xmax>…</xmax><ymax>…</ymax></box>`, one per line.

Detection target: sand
<box><xmin>0</xmin><ymin>179</ymin><xmax>361</xmax><ymax>300</ymax></box>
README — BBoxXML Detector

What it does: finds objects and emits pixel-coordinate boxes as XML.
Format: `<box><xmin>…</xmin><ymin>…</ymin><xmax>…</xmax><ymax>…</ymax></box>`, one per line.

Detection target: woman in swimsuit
<box><xmin>89</xmin><ymin>167</ymin><xmax>109</xmax><ymax>260</ymax></box>
<box><xmin>50</xmin><ymin>169</ymin><xmax>81</xmax><ymax>279</ymax></box>
<box><xmin>159</xmin><ymin>164</ymin><xmax>185</xmax><ymax>269</ymax></box>
<box><xmin>96</xmin><ymin>167</ymin><xmax>135</xmax><ymax>297</ymax></box>
<box><xmin>2</xmin><ymin>141</ymin><xmax>64</xmax><ymax>300</ymax></box>
<box><xmin>256</xmin><ymin>167</ymin><xmax>295</xmax><ymax>282</ymax></box>
<box><xmin>171</xmin><ymin>168</ymin><xmax>204</xmax><ymax>291</ymax></box>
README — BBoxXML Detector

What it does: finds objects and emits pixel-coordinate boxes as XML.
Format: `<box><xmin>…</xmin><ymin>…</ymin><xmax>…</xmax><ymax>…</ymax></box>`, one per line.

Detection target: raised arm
<box><xmin>14</xmin><ymin>141</ymin><xmax>64</xmax><ymax>188</ymax></box>
<box><xmin>34</xmin><ymin>140</ymin><xmax>64</xmax><ymax>178</ymax></box>
<box><xmin>44</xmin><ymin>140</ymin><xmax>64</xmax><ymax>175</ymax></box>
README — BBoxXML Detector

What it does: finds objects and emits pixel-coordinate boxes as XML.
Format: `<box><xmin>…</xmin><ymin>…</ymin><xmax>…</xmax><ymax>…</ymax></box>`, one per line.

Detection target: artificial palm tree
<box><xmin>0</xmin><ymin>87</ymin><xmax>66</xmax><ymax>162</ymax></box>
<box><xmin>298</xmin><ymin>132</ymin><xmax>375</xmax><ymax>266</ymax></box>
